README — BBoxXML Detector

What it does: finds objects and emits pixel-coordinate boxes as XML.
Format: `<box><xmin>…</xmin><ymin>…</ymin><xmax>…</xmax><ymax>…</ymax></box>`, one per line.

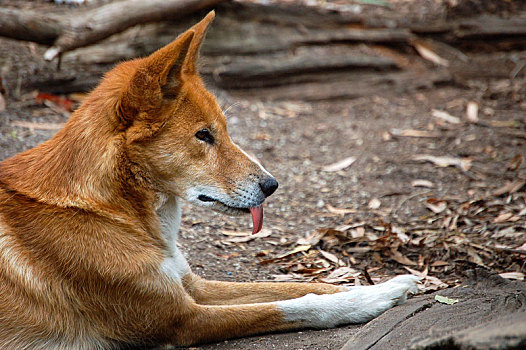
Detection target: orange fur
<box><xmin>0</xmin><ymin>12</ymin><xmax>347</xmax><ymax>349</ymax></box>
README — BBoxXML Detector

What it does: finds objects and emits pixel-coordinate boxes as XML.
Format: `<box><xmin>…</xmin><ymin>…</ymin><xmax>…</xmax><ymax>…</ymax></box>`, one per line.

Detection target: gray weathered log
<box><xmin>341</xmin><ymin>269</ymin><xmax>526</xmax><ymax>350</ymax></box>
<box><xmin>212</xmin><ymin>54</ymin><xmax>399</xmax><ymax>88</ymax></box>
<box><xmin>226</xmin><ymin>70</ymin><xmax>451</xmax><ymax>101</ymax></box>
<box><xmin>0</xmin><ymin>9</ymin><xmax>62</xmax><ymax>45</ymax></box>
<box><xmin>455</xmin><ymin>15</ymin><xmax>526</xmax><ymax>39</ymax></box>
<box><xmin>0</xmin><ymin>0</ymin><xmax>226</xmax><ymax>61</ymax></box>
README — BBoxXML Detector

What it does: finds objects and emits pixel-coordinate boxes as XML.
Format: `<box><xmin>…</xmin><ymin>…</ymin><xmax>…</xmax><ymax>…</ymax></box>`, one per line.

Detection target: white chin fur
<box><xmin>185</xmin><ymin>187</ymin><xmax>253</xmax><ymax>215</ymax></box>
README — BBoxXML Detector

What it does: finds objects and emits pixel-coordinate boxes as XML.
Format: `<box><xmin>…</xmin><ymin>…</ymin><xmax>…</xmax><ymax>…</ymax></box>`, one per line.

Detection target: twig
<box><xmin>363</xmin><ymin>268</ymin><xmax>375</xmax><ymax>285</ymax></box>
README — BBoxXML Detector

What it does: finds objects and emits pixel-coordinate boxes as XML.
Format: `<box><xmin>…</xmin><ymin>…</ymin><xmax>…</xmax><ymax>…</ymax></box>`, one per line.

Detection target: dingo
<box><xmin>0</xmin><ymin>12</ymin><xmax>418</xmax><ymax>349</ymax></box>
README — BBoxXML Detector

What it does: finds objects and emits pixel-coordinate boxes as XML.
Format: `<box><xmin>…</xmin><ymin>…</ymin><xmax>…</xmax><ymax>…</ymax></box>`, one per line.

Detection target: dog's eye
<box><xmin>195</xmin><ymin>129</ymin><xmax>214</xmax><ymax>144</ymax></box>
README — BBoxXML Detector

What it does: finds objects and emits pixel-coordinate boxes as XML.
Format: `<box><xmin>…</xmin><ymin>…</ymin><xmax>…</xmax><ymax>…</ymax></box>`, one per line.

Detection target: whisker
<box><xmin>223</xmin><ymin>102</ymin><xmax>240</xmax><ymax>119</ymax></box>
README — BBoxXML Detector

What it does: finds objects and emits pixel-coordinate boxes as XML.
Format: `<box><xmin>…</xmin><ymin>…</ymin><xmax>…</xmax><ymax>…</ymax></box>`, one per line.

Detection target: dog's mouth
<box><xmin>197</xmin><ymin>195</ymin><xmax>263</xmax><ymax>234</ymax></box>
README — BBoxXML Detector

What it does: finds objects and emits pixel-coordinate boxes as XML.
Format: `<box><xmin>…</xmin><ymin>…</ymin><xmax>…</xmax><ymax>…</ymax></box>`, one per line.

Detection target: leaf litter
<box><xmin>260</xmin><ymin>183</ymin><xmax>525</xmax><ymax>292</ymax></box>
<box><xmin>260</xmin><ymin>138</ymin><xmax>525</xmax><ymax>292</ymax></box>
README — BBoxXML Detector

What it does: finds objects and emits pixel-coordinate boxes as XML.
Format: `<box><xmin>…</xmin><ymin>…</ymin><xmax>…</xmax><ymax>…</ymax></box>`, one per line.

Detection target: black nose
<box><xmin>259</xmin><ymin>177</ymin><xmax>278</xmax><ymax>197</ymax></box>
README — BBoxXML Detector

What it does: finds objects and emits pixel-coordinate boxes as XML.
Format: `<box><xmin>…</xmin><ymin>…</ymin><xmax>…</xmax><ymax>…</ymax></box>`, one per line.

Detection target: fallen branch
<box><xmin>0</xmin><ymin>0</ymin><xmax>225</xmax><ymax>61</ymax></box>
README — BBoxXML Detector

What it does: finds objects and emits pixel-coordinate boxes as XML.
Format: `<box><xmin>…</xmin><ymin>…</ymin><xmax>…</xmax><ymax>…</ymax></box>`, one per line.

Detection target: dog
<box><xmin>0</xmin><ymin>12</ymin><xmax>418</xmax><ymax>349</ymax></box>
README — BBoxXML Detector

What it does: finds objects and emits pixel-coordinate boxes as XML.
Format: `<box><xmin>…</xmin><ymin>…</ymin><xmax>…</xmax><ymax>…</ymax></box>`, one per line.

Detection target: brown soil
<box><xmin>0</xmin><ymin>0</ymin><xmax>525</xmax><ymax>349</ymax></box>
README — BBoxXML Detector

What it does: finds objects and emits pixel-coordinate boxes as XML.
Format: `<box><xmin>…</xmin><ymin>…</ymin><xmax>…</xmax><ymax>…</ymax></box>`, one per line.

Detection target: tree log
<box><xmin>5</xmin><ymin>1</ymin><xmax>523</xmax><ymax>102</ymax></box>
<box><xmin>213</xmin><ymin>54</ymin><xmax>399</xmax><ymax>89</ymax></box>
<box><xmin>342</xmin><ymin>270</ymin><xmax>526</xmax><ymax>350</ymax></box>
<box><xmin>0</xmin><ymin>0</ymin><xmax>226</xmax><ymax>61</ymax></box>
<box><xmin>0</xmin><ymin>9</ymin><xmax>62</xmax><ymax>45</ymax></box>
<box><xmin>227</xmin><ymin>70</ymin><xmax>452</xmax><ymax>101</ymax></box>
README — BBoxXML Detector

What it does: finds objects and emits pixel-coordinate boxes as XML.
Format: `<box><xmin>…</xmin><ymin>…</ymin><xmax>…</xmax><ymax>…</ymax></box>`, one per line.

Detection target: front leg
<box><xmin>172</xmin><ymin>275</ymin><xmax>419</xmax><ymax>346</ymax></box>
<box><xmin>275</xmin><ymin>275</ymin><xmax>419</xmax><ymax>328</ymax></box>
<box><xmin>182</xmin><ymin>273</ymin><xmax>346</xmax><ymax>305</ymax></box>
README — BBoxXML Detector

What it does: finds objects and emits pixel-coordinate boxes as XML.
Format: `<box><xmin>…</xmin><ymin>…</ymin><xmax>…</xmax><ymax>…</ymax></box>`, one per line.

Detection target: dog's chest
<box><xmin>157</xmin><ymin>196</ymin><xmax>189</xmax><ymax>280</ymax></box>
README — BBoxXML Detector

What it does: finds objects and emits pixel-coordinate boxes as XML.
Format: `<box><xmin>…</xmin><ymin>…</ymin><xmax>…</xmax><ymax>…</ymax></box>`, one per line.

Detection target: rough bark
<box><xmin>342</xmin><ymin>269</ymin><xmax>526</xmax><ymax>350</ymax></box>
<box><xmin>6</xmin><ymin>1</ymin><xmax>525</xmax><ymax>101</ymax></box>
<box><xmin>0</xmin><ymin>0</ymin><xmax>226</xmax><ymax>61</ymax></box>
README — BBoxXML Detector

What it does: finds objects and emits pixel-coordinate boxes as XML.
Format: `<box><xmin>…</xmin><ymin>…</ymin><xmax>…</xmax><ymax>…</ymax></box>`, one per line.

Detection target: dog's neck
<box><xmin>0</xmin><ymin>115</ymin><xmax>120</xmax><ymax>207</ymax></box>
<box><xmin>156</xmin><ymin>194</ymin><xmax>190</xmax><ymax>280</ymax></box>
<box><xmin>156</xmin><ymin>194</ymin><xmax>183</xmax><ymax>253</ymax></box>
<box><xmin>0</xmin><ymin>111</ymin><xmax>158</xmax><ymax>215</ymax></box>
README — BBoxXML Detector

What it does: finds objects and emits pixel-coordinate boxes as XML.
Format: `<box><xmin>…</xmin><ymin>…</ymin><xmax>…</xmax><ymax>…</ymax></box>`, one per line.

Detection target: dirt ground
<box><xmin>0</xmin><ymin>0</ymin><xmax>525</xmax><ymax>349</ymax></box>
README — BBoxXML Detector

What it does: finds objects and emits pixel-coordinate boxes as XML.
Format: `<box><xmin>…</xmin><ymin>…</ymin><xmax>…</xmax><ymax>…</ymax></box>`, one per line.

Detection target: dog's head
<box><xmin>102</xmin><ymin>12</ymin><xmax>276</xmax><ymax>232</ymax></box>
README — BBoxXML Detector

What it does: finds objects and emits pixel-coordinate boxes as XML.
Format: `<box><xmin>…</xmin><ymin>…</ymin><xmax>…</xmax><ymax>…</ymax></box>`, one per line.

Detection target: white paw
<box><xmin>372</xmin><ymin>274</ymin><xmax>419</xmax><ymax>306</ymax></box>
<box><xmin>277</xmin><ymin>274</ymin><xmax>419</xmax><ymax>329</ymax></box>
<box><xmin>384</xmin><ymin>274</ymin><xmax>420</xmax><ymax>289</ymax></box>
<box><xmin>381</xmin><ymin>275</ymin><xmax>419</xmax><ymax>296</ymax></box>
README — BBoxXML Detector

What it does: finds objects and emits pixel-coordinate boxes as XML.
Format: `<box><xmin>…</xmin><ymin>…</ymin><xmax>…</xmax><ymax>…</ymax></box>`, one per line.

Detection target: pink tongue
<box><xmin>249</xmin><ymin>206</ymin><xmax>264</xmax><ymax>234</ymax></box>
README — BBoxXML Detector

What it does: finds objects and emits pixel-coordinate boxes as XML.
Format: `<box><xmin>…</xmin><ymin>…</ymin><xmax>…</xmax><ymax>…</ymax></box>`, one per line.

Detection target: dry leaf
<box><xmin>432</xmin><ymin>109</ymin><xmax>461</xmax><ymax>124</ymax></box>
<box><xmin>493</xmin><ymin>180</ymin><xmax>526</xmax><ymax>196</ymax></box>
<box><xmin>492</xmin><ymin>227</ymin><xmax>520</xmax><ymax>239</ymax></box>
<box><xmin>368</xmin><ymin>198</ymin><xmax>381</xmax><ymax>209</ymax></box>
<box><xmin>431</xmin><ymin>260</ymin><xmax>449</xmax><ymax>267</ymax></box>
<box><xmin>414</xmin><ymin>154</ymin><xmax>472</xmax><ymax>171</ymax></box>
<box><xmin>221</xmin><ymin>230</ymin><xmax>251</xmax><ymax>237</ymax></box>
<box><xmin>404</xmin><ymin>266</ymin><xmax>427</xmax><ymax>279</ymax></box>
<box><xmin>391</xmin><ymin>129</ymin><xmax>439</xmax><ymax>138</ymax></box>
<box><xmin>297</xmin><ymin>230</ymin><xmax>327</xmax><ymax>246</ymax></box>
<box><xmin>347</xmin><ymin>246</ymin><xmax>372</xmax><ymax>253</ymax></box>
<box><xmin>365</xmin><ymin>231</ymin><xmax>379</xmax><ymax>241</ymax></box>
<box><xmin>435</xmin><ymin>295</ymin><xmax>459</xmax><ymax>305</ymax></box>
<box><xmin>411</xmin><ymin>179</ymin><xmax>434</xmax><ymax>188</ymax></box>
<box><xmin>351</xmin><ymin>226</ymin><xmax>365</xmax><ymax>238</ymax></box>
<box><xmin>326</xmin><ymin>204</ymin><xmax>356</xmax><ymax>215</ymax></box>
<box><xmin>413</xmin><ymin>42</ymin><xmax>450</xmax><ymax>67</ymax></box>
<box><xmin>319</xmin><ymin>267</ymin><xmax>359</xmax><ymax>284</ymax></box>
<box><xmin>499</xmin><ymin>272</ymin><xmax>524</xmax><ymax>280</ymax></box>
<box><xmin>404</xmin><ymin>266</ymin><xmax>447</xmax><ymax>290</ymax></box>
<box><xmin>271</xmin><ymin>274</ymin><xmax>300</xmax><ymax>282</ymax></box>
<box><xmin>390</xmin><ymin>249</ymin><xmax>417</xmax><ymax>266</ymax></box>
<box><xmin>35</xmin><ymin>92</ymin><xmax>75</xmax><ymax>111</ymax></box>
<box><xmin>259</xmin><ymin>245</ymin><xmax>313</xmax><ymax>265</ymax></box>
<box><xmin>277</xmin><ymin>245</ymin><xmax>311</xmax><ymax>259</ymax></box>
<box><xmin>334</xmin><ymin>224</ymin><xmax>353</xmax><ymax>232</ymax></box>
<box><xmin>318</xmin><ymin>249</ymin><xmax>343</xmax><ymax>265</ymax></box>
<box><xmin>396</xmin><ymin>231</ymin><xmax>410</xmax><ymax>244</ymax></box>
<box><xmin>466</xmin><ymin>247</ymin><xmax>484</xmax><ymax>265</ymax></box>
<box><xmin>466</xmin><ymin>101</ymin><xmax>479</xmax><ymax>123</ymax></box>
<box><xmin>493</xmin><ymin>212</ymin><xmax>514</xmax><ymax>223</ymax></box>
<box><xmin>223</xmin><ymin>229</ymin><xmax>271</xmax><ymax>243</ymax></box>
<box><xmin>425</xmin><ymin>200</ymin><xmax>447</xmax><ymax>214</ymax></box>
<box><xmin>322</xmin><ymin>156</ymin><xmax>356</xmax><ymax>172</ymax></box>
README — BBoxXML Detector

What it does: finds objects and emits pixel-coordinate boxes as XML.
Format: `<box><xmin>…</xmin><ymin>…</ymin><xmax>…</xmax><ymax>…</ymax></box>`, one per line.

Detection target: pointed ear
<box><xmin>183</xmin><ymin>10</ymin><xmax>215</xmax><ymax>74</ymax></box>
<box><xmin>144</xmin><ymin>29</ymin><xmax>195</xmax><ymax>99</ymax></box>
<box><xmin>118</xmin><ymin>30</ymin><xmax>195</xmax><ymax>126</ymax></box>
